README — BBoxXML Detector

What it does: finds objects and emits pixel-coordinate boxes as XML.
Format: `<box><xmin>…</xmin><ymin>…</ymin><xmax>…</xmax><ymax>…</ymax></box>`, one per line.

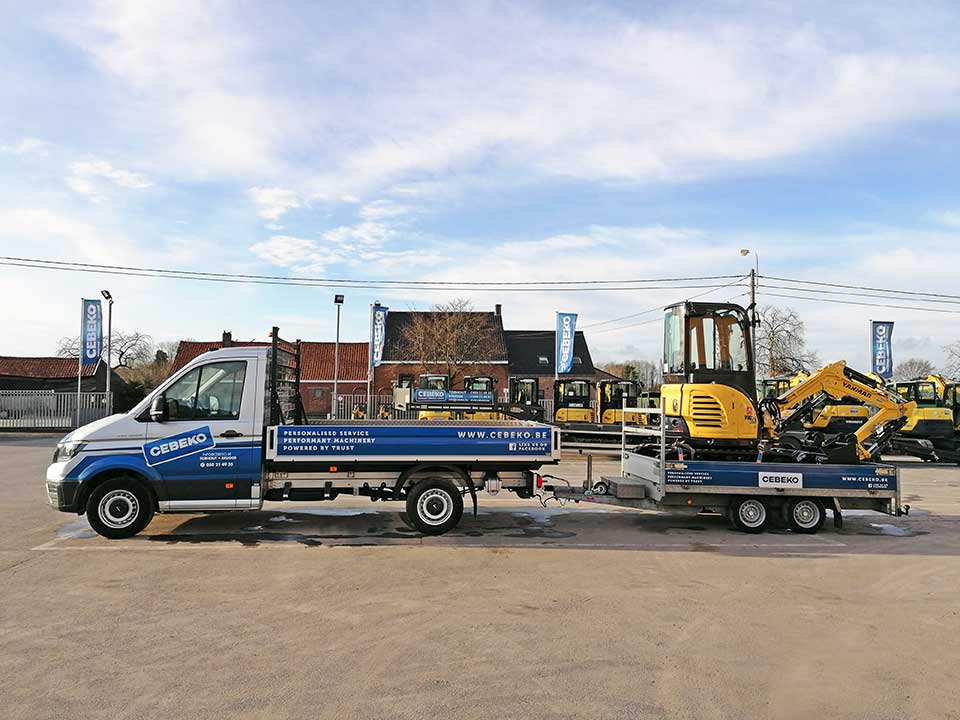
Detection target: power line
<box><xmin>580</xmin><ymin>277</ymin><xmax>748</xmax><ymax>329</ymax></box>
<box><xmin>759</xmin><ymin>290</ymin><xmax>960</xmax><ymax>314</ymax></box>
<box><xmin>0</xmin><ymin>255</ymin><xmax>742</xmax><ymax>289</ymax></box>
<box><xmin>758</xmin><ymin>282</ymin><xmax>960</xmax><ymax>306</ymax></box>
<box><xmin>761</xmin><ymin>274</ymin><xmax>960</xmax><ymax>302</ymax></box>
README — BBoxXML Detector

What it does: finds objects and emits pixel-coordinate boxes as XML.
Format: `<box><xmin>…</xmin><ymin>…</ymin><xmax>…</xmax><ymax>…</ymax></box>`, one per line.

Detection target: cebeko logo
<box><xmin>143</xmin><ymin>426</ymin><xmax>215</xmax><ymax>467</ymax></box>
<box><xmin>758</xmin><ymin>471</ymin><xmax>803</xmax><ymax>488</ymax></box>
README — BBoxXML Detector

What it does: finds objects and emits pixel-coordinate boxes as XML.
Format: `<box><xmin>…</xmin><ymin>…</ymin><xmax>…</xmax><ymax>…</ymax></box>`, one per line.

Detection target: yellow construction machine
<box><xmin>417</xmin><ymin>374</ymin><xmax>454</xmax><ymax>420</ymax></box>
<box><xmin>657</xmin><ymin>301</ymin><xmax>914</xmax><ymax>463</ymax></box>
<box><xmin>885</xmin><ymin>377</ymin><xmax>958</xmax><ymax>462</ymax></box>
<box><xmin>553</xmin><ymin>379</ymin><xmax>594</xmax><ymax>424</ymax></box>
<box><xmin>462</xmin><ymin>375</ymin><xmax>500</xmax><ymax>421</ymax></box>
<box><xmin>596</xmin><ymin>379</ymin><xmax>642</xmax><ymax>425</ymax></box>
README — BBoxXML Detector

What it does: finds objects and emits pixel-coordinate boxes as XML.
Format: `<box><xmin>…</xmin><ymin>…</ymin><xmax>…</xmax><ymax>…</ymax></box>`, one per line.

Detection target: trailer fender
<box><xmin>395</xmin><ymin>464</ymin><xmax>478</xmax><ymax>517</ymax></box>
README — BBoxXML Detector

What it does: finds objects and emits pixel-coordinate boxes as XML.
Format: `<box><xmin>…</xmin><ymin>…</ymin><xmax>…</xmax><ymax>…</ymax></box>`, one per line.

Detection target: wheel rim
<box><xmin>738</xmin><ymin>499</ymin><xmax>766</xmax><ymax>528</ymax></box>
<box><xmin>417</xmin><ymin>488</ymin><xmax>454</xmax><ymax>526</ymax></box>
<box><xmin>98</xmin><ymin>489</ymin><xmax>139</xmax><ymax>529</ymax></box>
<box><xmin>792</xmin><ymin>500</ymin><xmax>820</xmax><ymax>529</ymax></box>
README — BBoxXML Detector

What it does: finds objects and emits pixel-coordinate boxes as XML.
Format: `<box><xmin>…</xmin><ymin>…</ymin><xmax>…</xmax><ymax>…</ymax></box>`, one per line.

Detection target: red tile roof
<box><xmin>170</xmin><ymin>341</ymin><xmax>272</xmax><ymax>373</ymax></box>
<box><xmin>170</xmin><ymin>340</ymin><xmax>369</xmax><ymax>382</ymax></box>
<box><xmin>0</xmin><ymin>356</ymin><xmax>99</xmax><ymax>378</ymax></box>
<box><xmin>299</xmin><ymin>342</ymin><xmax>369</xmax><ymax>381</ymax></box>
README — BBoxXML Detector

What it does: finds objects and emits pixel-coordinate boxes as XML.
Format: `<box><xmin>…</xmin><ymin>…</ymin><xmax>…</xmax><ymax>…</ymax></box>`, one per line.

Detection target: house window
<box><xmin>573</xmin><ymin>357</ymin><xmax>582</xmax><ymax>365</ymax></box>
<box><xmin>538</xmin><ymin>356</ymin><xmax>549</xmax><ymax>365</ymax></box>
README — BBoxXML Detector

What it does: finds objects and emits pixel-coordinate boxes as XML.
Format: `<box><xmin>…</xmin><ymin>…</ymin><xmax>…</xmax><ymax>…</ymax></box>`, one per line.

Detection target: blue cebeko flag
<box><xmin>370</xmin><ymin>304</ymin><xmax>389</xmax><ymax>368</ymax></box>
<box><xmin>80</xmin><ymin>299</ymin><xmax>102</xmax><ymax>366</ymax></box>
<box><xmin>556</xmin><ymin>312</ymin><xmax>577</xmax><ymax>374</ymax></box>
<box><xmin>871</xmin><ymin>320</ymin><xmax>894</xmax><ymax>379</ymax></box>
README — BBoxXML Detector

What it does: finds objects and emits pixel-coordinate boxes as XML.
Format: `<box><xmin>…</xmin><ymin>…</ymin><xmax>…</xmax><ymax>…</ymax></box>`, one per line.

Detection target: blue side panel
<box><xmin>664</xmin><ymin>460</ymin><xmax>898</xmax><ymax>492</ymax></box>
<box><xmin>275</xmin><ymin>425</ymin><xmax>552</xmax><ymax>458</ymax></box>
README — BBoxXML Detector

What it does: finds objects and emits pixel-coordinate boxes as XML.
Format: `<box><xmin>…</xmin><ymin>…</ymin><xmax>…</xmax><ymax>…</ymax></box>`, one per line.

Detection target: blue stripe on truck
<box><xmin>275</xmin><ymin>424</ymin><xmax>553</xmax><ymax>458</ymax></box>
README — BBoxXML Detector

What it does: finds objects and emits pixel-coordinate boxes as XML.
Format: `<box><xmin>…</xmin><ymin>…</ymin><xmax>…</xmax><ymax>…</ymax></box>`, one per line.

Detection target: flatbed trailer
<box><xmin>543</xmin><ymin>410</ymin><xmax>904</xmax><ymax>533</ymax></box>
<box><xmin>45</xmin><ymin>331</ymin><xmax>560</xmax><ymax>538</ymax></box>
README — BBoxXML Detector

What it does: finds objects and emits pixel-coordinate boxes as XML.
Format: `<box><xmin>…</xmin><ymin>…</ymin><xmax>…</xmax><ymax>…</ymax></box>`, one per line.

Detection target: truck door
<box><xmin>144</xmin><ymin>358</ymin><xmax>260</xmax><ymax>509</ymax></box>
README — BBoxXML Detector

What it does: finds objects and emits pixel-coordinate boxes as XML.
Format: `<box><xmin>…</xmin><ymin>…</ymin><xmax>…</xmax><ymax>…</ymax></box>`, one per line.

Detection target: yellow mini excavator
<box><xmin>763</xmin><ymin>369</ymin><xmax>871</xmax><ymax>436</ymax></box>
<box><xmin>885</xmin><ymin>376</ymin><xmax>959</xmax><ymax>462</ymax></box>
<box><xmin>656</xmin><ymin>301</ymin><xmax>914</xmax><ymax>464</ymax></box>
<box><xmin>597</xmin><ymin>379</ymin><xmax>642</xmax><ymax>425</ymax></box>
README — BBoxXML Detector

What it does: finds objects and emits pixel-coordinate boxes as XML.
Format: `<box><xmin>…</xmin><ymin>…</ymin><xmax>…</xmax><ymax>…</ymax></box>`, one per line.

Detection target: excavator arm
<box><xmin>761</xmin><ymin>361</ymin><xmax>916</xmax><ymax>461</ymax></box>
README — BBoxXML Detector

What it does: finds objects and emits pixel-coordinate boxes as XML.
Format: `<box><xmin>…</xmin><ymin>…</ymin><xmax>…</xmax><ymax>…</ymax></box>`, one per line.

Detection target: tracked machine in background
<box><xmin>648</xmin><ymin>301</ymin><xmax>914</xmax><ymax>464</ymax></box>
<box><xmin>885</xmin><ymin>377</ymin><xmax>960</xmax><ymax>463</ymax></box>
<box><xmin>596</xmin><ymin>379</ymin><xmax>642</xmax><ymax>425</ymax></box>
<box><xmin>762</xmin><ymin>370</ymin><xmax>871</xmax><ymax>437</ymax></box>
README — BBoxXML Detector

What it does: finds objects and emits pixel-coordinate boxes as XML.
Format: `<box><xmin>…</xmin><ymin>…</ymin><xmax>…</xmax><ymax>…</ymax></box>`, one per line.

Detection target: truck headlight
<box><xmin>54</xmin><ymin>441</ymin><xmax>87</xmax><ymax>462</ymax></box>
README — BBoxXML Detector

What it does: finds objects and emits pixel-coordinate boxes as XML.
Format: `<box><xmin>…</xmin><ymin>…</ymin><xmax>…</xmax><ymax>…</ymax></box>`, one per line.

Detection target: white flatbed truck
<box><xmin>45</xmin><ymin>330</ymin><xmax>560</xmax><ymax>538</ymax></box>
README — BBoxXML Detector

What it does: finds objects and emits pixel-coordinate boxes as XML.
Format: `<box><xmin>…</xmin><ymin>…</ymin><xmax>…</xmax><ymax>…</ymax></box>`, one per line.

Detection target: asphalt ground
<box><xmin>3</xmin><ymin>433</ymin><xmax>960</xmax><ymax>719</ymax></box>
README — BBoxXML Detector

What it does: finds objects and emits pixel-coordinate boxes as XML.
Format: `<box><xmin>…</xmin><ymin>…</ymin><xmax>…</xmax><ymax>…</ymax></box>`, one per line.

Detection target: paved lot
<box><xmin>3</xmin><ymin>434</ymin><xmax>960</xmax><ymax>719</ymax></box>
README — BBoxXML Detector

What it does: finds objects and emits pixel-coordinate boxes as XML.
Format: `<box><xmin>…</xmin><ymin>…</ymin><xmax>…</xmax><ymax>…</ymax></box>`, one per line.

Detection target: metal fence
<box><xmin>325</xmin><ymin>393</ymin><xmax>594</xmax><ymax>421</ymax></box>
<box><xmin>0</xmin><ymin>391</ymin><xmax>112</xmax><ymax>429</ymax></box>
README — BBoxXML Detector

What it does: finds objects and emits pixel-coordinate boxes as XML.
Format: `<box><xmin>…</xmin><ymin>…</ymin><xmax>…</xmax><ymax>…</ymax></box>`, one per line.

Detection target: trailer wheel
<box><xmin>729</xmin><ymin>497</ymin><xmax>768</xmax><ymax>534</ymax></box>
<box><xmin>86</xmin><ymin>477</ymin><xmax>155</xmax><ymax>539</ymax></box>
<box><xmin>405</xmin><ymin>478</ymin><xmax>463</xmax><ymax>535</ymax></box>
<box><xmin>784</xmin><ymin>498</ymin><xmax>824</xmax><ymax>534</ymax></box>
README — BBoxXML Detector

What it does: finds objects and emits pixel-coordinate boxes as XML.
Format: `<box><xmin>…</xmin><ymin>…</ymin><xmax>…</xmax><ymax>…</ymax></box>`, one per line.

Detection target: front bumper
<box><xmin>45</xmin><ymin>462</ymin><xmax>81</xmax><ymax>512</ymax></box>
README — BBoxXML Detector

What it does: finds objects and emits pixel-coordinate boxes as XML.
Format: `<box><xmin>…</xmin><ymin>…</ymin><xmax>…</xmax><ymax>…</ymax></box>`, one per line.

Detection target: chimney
<box><xmin>222</xmin><ymin>331</ymin><xmax>232</xmax><ymax>347</ymax></box>
<box><xmin>495</xmin><ymin>304</ymin><xmax>502</xmax><ymax>316</ymax></box>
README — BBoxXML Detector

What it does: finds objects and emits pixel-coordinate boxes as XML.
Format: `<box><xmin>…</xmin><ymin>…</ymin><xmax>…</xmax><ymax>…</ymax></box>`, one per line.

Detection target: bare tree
<box><xmin>754</xmin><ymin>305</ymin><xmax>820</xmax><ymax>377</ymax></box>
<box><xmin>943</xmin><ymin>341</ymin><xmax>960</xmax><ymax>378</ymax></box>
<box><xmin>57</xmin><ymin>330</ymin><xmax>154</xmax><ymax>368</ymax></box>
<box><xmin>892</xmin><ymin>357</ymin><xmax>938</xmax><ymax>381</ymax></box>
<box><xmin>398</xmin><ymin>299</ymin><xmax>502</xmax><ymax>386</ymax></box>
<box><xmin>600</xmin><ymin>360</ymin><xmax>662</xmax><ymax>389</ymax></box>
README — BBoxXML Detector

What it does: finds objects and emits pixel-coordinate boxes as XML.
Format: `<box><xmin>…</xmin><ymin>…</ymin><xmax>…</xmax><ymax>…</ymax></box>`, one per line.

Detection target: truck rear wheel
<box><xmin>86</xmin><ymin>477</ymin><xmax>155</xmax><ymax>539</ymax></box>
<box><xmin>729</xmin><ymin>497</ymin><xmax>769</xmax><ymax>534</ymax></box>
<box><xmin>405</xmin><ymin>478</ymin><xmax>463</xmax><ymax>535</ymax></box>
<box><xmin>784</xmin><ymin>498</ymin><xmax>825</xmax><ymax>534</ymax></box>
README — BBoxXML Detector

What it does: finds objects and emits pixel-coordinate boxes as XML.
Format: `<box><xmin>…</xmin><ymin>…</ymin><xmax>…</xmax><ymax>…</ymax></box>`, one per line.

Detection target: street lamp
<box><xmin>100</xmin><ymin>290</ymin><xmax>113</xmax><ymax>412</ymax></box>
<box><xmin>333</xmin><ymin>294</ymin><xmax>344</xmax><ymax>418</ymax></box>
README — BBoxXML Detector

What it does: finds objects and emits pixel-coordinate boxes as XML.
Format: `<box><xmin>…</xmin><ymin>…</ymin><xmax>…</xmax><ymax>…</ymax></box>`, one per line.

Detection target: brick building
<box><xmin>371</xmin><ymin>308</ymin><xmax>509</xmax><ymax>395</ymax></box>
<box><xmin>0</xmin><ymin>356</ymin><xmax>124</xmax><ymax>393</ymax></box>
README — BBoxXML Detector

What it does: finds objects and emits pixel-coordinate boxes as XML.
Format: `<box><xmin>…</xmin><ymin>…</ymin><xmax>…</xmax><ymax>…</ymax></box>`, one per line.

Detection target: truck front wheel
<box><xmin>86</xmin><ymin>477</ymin><xmax>155</xmax><ymax>539</ymax></box>
<box><xmin>405</xmin><ymin>478</ymin><xmax>463</xmax><ymax>535</ymax></box>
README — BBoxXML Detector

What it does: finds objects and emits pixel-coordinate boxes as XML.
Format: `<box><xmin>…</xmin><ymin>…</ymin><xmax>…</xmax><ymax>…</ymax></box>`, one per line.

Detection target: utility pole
<box><xmin>333</xmin><ymin>294</ymin><xmax>344</xmax><ymax>418</ymax></box>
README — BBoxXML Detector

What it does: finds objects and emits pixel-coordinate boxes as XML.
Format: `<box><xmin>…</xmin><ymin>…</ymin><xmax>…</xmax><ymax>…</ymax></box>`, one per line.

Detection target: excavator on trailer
<box><xmin>762</xmin><ymin>370</ymin><xmax>871</xmax><ymax>436</ymax></box>
<box><xmin>653</xmin><ymin>301</ymin><xmax>914</xmax><ymax>464</ymax></box>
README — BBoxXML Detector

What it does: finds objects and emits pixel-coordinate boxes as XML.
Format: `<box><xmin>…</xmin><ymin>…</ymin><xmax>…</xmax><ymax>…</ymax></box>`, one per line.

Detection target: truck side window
<box><xmin>165</xmin><ymin>367</ymin><xmax>201</xmax><ymax>420</ymax></box>
<box><xmin>195</xmin><ymin>362</ymin><xmax>247</xmax><ymax>420</ymax></box>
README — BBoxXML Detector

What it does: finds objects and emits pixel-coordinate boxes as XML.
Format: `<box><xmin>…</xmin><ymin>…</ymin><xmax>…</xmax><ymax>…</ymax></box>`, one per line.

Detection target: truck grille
<box><xmin>689</xmin><ymin>394</ymin><xmax>725</xmax><ymax>428</ymax></box>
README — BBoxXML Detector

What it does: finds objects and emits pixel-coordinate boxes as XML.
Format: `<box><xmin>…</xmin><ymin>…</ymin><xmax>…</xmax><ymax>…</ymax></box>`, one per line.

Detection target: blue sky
<box><xmin>2</xmin><ymin>0</ymin><xmax>960</xmax><ymax>369</ymax></box>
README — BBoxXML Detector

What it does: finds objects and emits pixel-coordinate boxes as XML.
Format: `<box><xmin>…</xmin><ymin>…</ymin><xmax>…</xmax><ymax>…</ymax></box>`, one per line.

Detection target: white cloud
<box><xmin>248</xmin><ymin>187</ymin><xmax>302</xmax><ymax>220</ymax></box>
<box><xmin>932</xmin><ymin>210</ymin><xmax>960</xmax><ymax>229</ymax></box>
<box><xmin>0</xmin><ymin>137</ymin><xmax>50</xmax><ymax>155</ymax></box>
<box><xmin>67</xmin><ymin>159</ymin><xmax>152</xmax><ymax>202</ymax></box>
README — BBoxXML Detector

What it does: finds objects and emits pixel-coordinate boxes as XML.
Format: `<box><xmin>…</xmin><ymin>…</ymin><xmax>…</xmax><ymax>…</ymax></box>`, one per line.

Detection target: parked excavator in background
<box><xmin>596</xmin><ymin>379</ymin><xmax>642</xmax><ymax>425</ymax></box>
<box><xmin>653</xmin><ymin>301</ymin><xmax>914</xmax><ymax>464</ymax></box>
<box><xmin>885</xmin><ymin>377</ymin><xmax>959</xmax><ymax>462</ymax></box>
<box><xmin>462</xmin><ymin>375</ymin><xmax>499</xmax><ymax>421</ymax></box>
<box><xmin>417</xmin><ymin>373</ymin><xmax>454</xmax><ymax>420</ymax></box>
<box><xmin>553</xmin><ymin>379</ymin><xmax>594</xmax><ymax>424</ymax></box>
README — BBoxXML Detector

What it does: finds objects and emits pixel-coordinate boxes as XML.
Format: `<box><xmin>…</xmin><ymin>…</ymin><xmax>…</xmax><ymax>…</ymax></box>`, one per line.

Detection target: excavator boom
<box><xmin>763</xmin><ymin>361</ymin><xmax>915</xmax><ymax>461</ymax></box>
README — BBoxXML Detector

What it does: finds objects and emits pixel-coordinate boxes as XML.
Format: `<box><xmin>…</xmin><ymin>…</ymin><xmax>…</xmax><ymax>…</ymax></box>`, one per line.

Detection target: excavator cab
<box><xmin>554</xmin><ymin>379</ymin><xmax>594</xmax><ymax>424</ymax></box>
<box><xmin>944</xmin><ymin>383</ymin><xmax>960</xmax><ymax>432</ymax></box>
<box><xmin>509</xmin><ymin>377</ymin><xmax>540</xmax><ymax>406</ymax></box>
<box><xmin>889</xmin><ymin>380</ymin><xmax>955</xmax><ymax>440</ymax></box>
<box><xmin>417</xmin><ymin>374</ymin><xmax>453</xmax><ymax>420</ymax></box>
<box><xmin>597</xmin><ymin>380</ymin><xmax>641</xmax><ymax>425</ymax></box>
<box><xmin>463</xmin><ymin>375</ymin><xmax>499</xmax><ymax>421</ymax></box>
<box><xmin>660</xmin><ymin>302</ymin><xmax>759</xmax><ymax>456</ymax></box>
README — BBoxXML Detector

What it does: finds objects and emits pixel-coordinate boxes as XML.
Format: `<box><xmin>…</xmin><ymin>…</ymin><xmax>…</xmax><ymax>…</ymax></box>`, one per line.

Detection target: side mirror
<box><xmin>150</xmin><ymin>395</ymin><xmax>167</xmax><ymax>422</ymax></box>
